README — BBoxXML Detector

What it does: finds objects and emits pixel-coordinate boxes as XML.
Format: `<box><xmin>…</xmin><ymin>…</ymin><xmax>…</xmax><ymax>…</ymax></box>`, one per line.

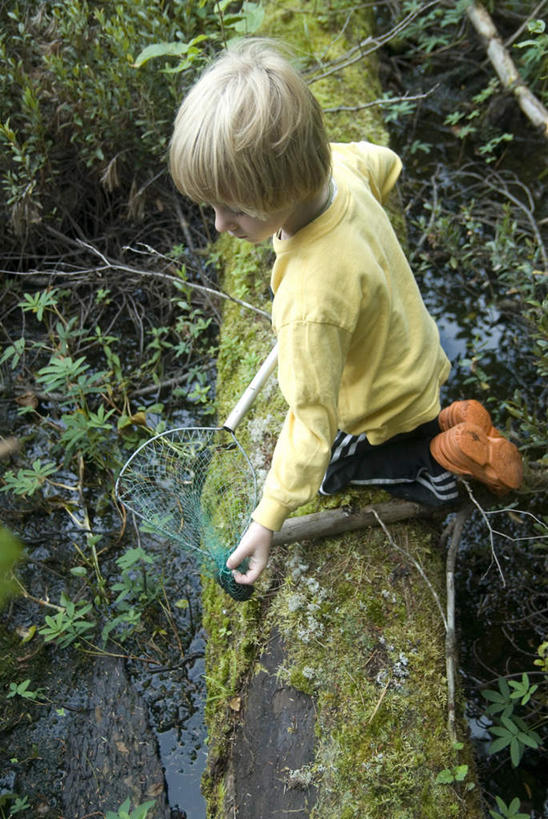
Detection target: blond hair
<box><xmin>169</xmin><ymin>38</ymin><xmax>331</xmax><ymax>217</ymax></box>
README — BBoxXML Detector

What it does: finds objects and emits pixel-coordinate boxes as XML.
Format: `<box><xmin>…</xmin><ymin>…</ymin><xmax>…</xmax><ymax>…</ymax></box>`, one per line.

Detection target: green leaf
<box><xmin>528</xmin><ymin>19</ymin><xmax>545</xmax><ymax>34</ymax></box>
<box><xmin>488</xmin><ymin>735</ymin><xmax>512</xmax><ymax>754</ymax></box>
<box><xmin>500</xmin><ymin>715</ymin><xmax>519</xmax><ymax>735</ymax></box>
<box><xmin>232</xmin><ymin>1</ymin><xmax>265</xmax><ymax>34</ymax></box>
<box><xmin>517</xmin><ymin>731</ymin><xmax>540</xmax><ymax>749</ymax></box>
<box><xmin>482</xmin><ymin>688</ymin><xmax>507</xmax><ymax>703</ymax></box>
<box><xmin>435</xmin><ymin>769</ymin><xmax>454</xmax><ymax>784</ymax></box>
<box><xmin>509</xmin><ymin>737</ymin><xmax>522</xmax><ymax>767</ymax></box>
<box><xmin>133</xmin><ymin>35</ymin><xmax>208</xmax><ymax>68</ymax></box>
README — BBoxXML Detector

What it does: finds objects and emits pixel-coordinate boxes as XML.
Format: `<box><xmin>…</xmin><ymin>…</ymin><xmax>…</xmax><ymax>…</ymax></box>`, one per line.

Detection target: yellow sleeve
<box><xmin>252</xmin><ymin>320</ymin><xmax>352</xmax><ymax>532</ymax></box>
<box><xmin>333</xmin><ymin>141</ymin><xmax>402</xmax><ymax>204</ymax></box>
<box><xmin>358</xmin><ymin>142</ymin><xmax>402</xmax><ymax>203</ymax></box>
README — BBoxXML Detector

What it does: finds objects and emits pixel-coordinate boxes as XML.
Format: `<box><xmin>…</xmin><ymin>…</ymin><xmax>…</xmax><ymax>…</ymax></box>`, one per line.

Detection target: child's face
<box><xmin>211</xmin><ymin>203</ymin><xmax>295</xmax><ymax>244</ymax></box>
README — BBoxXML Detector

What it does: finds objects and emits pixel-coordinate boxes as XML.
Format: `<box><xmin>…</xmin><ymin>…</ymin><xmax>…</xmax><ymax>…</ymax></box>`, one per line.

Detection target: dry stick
<box><xmin>373</xmin><ymin>505</ymin><xmax>474</xmax><ymax>737</ymax></box>
<box><xmin>80</xmin><ymin>240</ymin><xmax>272</xmax><ymax>321</ymax></box>
<box><xmin>273</xmin><ymin>500</ymin><xmax>446</xmax><ymax>624</ymax></box>
<box><xmin>445</xmin><ymin>506</ymin><xmax>473</xmax><ymax>741</ymax></box>
<box><xmin>323</xmin><ymin>87</ymin><xmax>438</xmax><ymax>115</ymax></box>
<box><xmin>466</xmin><ymin>1</ymin><xmax>548</xmax><ymax>137</ymax></box>
<box><xmin>11</xmin><ymin>575</ymin><xmax>65</xmax><ymax>613</ymax></box>
<box><xmin>503</xmin><ymin>0</ymin><xmax>548</xmax><ymax>48</ymax></box>
<box><xmin>462</xmin><ymin>480</ymin><xmax>506</xmax><ymax>585</ymax></box>
<box><xmin>272</xmin><ymin>499</ymin><xmax>433</xmax><ymax>546</ymax></box>
<box><xmin>5</xmin><ymin>239</ymin><xmax>271</xmax><ymax>321</ymax></box>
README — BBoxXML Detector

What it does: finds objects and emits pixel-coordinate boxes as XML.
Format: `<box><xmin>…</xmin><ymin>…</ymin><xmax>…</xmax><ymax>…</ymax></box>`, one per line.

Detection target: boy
<box><xmin>169</xmin><ymin>38</ymin><xmax>523</xmax><ymax>587</ymax></box>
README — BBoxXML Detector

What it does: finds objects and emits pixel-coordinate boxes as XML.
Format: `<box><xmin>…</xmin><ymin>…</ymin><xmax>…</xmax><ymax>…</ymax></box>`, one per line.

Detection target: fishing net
<box><xmin>115</xmin><ymin>426</ymin><xmax>257</xmax><ymax>601</ymax></box>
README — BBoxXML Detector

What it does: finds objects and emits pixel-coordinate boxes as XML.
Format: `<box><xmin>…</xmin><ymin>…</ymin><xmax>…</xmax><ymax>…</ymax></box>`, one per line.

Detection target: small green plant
<box><xmin>514</xmin><ymin>19</ymin><xmax>548</xmax><ymax>102</ymax></box>
<box><xmin>483</xmin><ymin>674</ymin><xmax>539</xmax><ymax>717</ymax></box>
<box><xmin>444</xmin><ymin>79</ymin><xmax>515</xmax><ymax>162</ymax></box>
<box><xmin>482</xmin><ymin>676</ymin><xmax>542</xmax><ymax>767</ymax></box>
<box><xmin>435</xmin><ymin>763</ymin><xmax>469</xmax><ymax>785</ymax></box>
<box><xmin>0</xmin><ymin>792</ymin><xmax>31</xmax><ymax>817</ymax></box>
<box><xmin>19</xmin><ymin>288</ymin><xmax>60</xmax><ymax>322</ymax></box>
<box><xmin>6</xmin><ymin>679</ymin><xmax>46</xmax><ymax>703</ymax></box>
<box><xmin>104</xmin><ymin>797</ymin><xmax>156</xmax><ymax>819</ymax></box>
<box><xmin>1</xmin><ymin>460</ymin><xmax>58</xmax><ymax>497</ymax></box>
<box><xmin>38</xmin><ymin>592</ymin><xmax>96</xmax><ymax>648</ymax></box>
<box><xmin>101</xmin><ymin>547</ymin><xmax>160</xmax><ymax>644</ymax></box>
<box><xmin>489</xmin><ymin>795</ymin><xmax>530</xmax><ymax>819</ymax></box>
<box><xmin>435</xmin><ymin>741</ymin><xmax>474</xmax><ymax>788</ymax></box>
<box><xmin>0</xmin><ymin>336</ymin><xmax>25</xmax><ymax>369</ymax></box>
<box><xmin>133</xmin><ymin>0</ymin><xmax>265</xmax><ymax>71</ymax></box>
<box><xmin>533</xmin><ymin>641</ymin><xmax>548</xmax><ymax>673</ymax></box>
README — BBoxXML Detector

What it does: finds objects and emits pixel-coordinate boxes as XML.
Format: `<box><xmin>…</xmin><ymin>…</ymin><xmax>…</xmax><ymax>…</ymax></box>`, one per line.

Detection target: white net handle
<box><xmin>222</xmin><ymin>345</ymin><xmax>278</xmax><ymax>433</ymax></box>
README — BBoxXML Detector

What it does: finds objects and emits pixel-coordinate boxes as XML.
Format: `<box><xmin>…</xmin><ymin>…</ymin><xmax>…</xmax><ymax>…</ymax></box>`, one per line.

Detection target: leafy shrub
<box><xmin>0</xmin><ymin>0</ymin><xmax>218</xmax><ymax>244</ymax></box>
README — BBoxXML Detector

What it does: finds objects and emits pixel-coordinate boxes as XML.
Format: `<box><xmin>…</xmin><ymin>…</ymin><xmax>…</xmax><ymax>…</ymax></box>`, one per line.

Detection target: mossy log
<box><xmin>201</xmin><ymin>2</ymin><xmax>484</xmax><ymax>816</ymax></box>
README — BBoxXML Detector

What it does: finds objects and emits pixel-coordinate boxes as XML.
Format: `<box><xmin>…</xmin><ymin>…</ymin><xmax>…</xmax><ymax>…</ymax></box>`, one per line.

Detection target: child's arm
<box><xmin>226</xmin><ymin>521</ymin><xmax>273</xmax><ymax>585</ymax></box>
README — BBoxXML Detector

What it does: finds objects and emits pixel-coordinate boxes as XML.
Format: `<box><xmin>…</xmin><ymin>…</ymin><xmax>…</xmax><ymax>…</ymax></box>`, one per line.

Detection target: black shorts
<box><xmin>320</xmin><ymin>418</ymin><xmax>459</xmax><ymax>508</ymax></box>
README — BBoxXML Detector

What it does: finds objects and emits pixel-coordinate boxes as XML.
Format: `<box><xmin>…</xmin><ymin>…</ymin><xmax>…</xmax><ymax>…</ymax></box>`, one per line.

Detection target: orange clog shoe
<box><xmin>430</xmin><ymin>422</ymin><xmax>522</xmax><ymax>494</ymax></box>
<box><xmin>438</xmin><ymin>399</ymin><xmax>502</xmax><ymax>438</ymax></box>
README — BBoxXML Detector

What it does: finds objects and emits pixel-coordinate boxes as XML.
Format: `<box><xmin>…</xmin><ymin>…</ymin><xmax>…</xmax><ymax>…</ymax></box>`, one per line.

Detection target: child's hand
<box><xmin>226</xmin><ymin>521</ymin><xmax>273</xmax><ymax>585</ymax></box>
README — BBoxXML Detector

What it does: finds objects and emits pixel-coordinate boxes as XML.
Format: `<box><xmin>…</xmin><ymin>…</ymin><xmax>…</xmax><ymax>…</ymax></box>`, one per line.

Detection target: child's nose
<box><xmin>214</xmin><ymin>207</ymin><xmax>236</xmax><ymax>233</ymax></box>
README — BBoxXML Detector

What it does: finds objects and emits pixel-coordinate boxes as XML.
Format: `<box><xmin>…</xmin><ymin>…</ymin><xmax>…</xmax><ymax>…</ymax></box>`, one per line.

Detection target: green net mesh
<box><xmin>115</xmin><ymin>427</ymin><xmax>257</xmax><ymax>601</ymax></box>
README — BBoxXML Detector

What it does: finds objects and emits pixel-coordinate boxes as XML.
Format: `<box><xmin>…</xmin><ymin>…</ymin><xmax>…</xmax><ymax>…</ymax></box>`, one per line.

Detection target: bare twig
<box><xmin>11</xmin><ymin>576</ymin><xmax>65</xmax><ymax>612</ymax></box>
<box><xmin>272</xmin><ymin>499</ymin><xmax>434</xmax><ymax>546</ymax></box>
<box><xmin>367</xmin><ymin>678</ymin><xmax>390</xmax><ymax>724</ymax></box>
<box><xmin>2</xmin><ymin>239</ymin><xmax>272</xmax><ymax>321</ymax></box>
<box><xmin>323</xmin><ymin>86</ymin><xmax>438</xmax><ymax>114</ymax></box>
<box><xmin>503</xmin><ymin>0</ymin><xmax>548</xmax><ymax>48</ymax></box>
<box><xmin>462</xmin><ymin>480</ymin><xmax>507</xmax><ymax>585</ymax></box>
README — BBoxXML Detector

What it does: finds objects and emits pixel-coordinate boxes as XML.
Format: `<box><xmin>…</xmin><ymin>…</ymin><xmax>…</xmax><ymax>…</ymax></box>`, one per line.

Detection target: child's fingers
<box><xmin>226</xmin><ymin>545</ymin><xmax>248</xmax><ymax>570</ymax></box>
<box><xmin>231</xmin><ymin>567</ymin><xmax>258</xmax><ymax>585</ymax></box>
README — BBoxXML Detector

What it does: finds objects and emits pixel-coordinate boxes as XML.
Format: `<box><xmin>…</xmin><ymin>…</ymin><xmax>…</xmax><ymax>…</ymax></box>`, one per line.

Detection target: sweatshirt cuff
<box><xmin>252</xmin><ymin>497</ymin><xmax>291</xmax><ymax>532</ymax></box>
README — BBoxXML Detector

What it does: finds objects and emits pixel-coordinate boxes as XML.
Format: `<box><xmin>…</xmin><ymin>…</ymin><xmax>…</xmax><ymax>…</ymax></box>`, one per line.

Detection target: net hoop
<box><xmin>115</xmin><ymin>426</ymin><xmax>257</xmax><ymax>601</ymax></box>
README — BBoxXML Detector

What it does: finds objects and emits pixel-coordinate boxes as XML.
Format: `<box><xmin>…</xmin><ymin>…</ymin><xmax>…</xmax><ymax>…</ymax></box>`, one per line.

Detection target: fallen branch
<box><xmin>2</xmin><ymin>239</ymin><xmax>272</xmax><ymax>321</ymax></box>
<box><xmin>466</xmin><ymin>1</ymin><xmax>548</xmax><ymax>137</ymax></box>
<box><xmin>272</xmin><ymin>499</ymin><xmax>433</xmax><ymax>546</ymax></box>
<box><xmin>444</xmin><ymin>505</ymin><xmax>473</xmax><ymax>740</ymax></box>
